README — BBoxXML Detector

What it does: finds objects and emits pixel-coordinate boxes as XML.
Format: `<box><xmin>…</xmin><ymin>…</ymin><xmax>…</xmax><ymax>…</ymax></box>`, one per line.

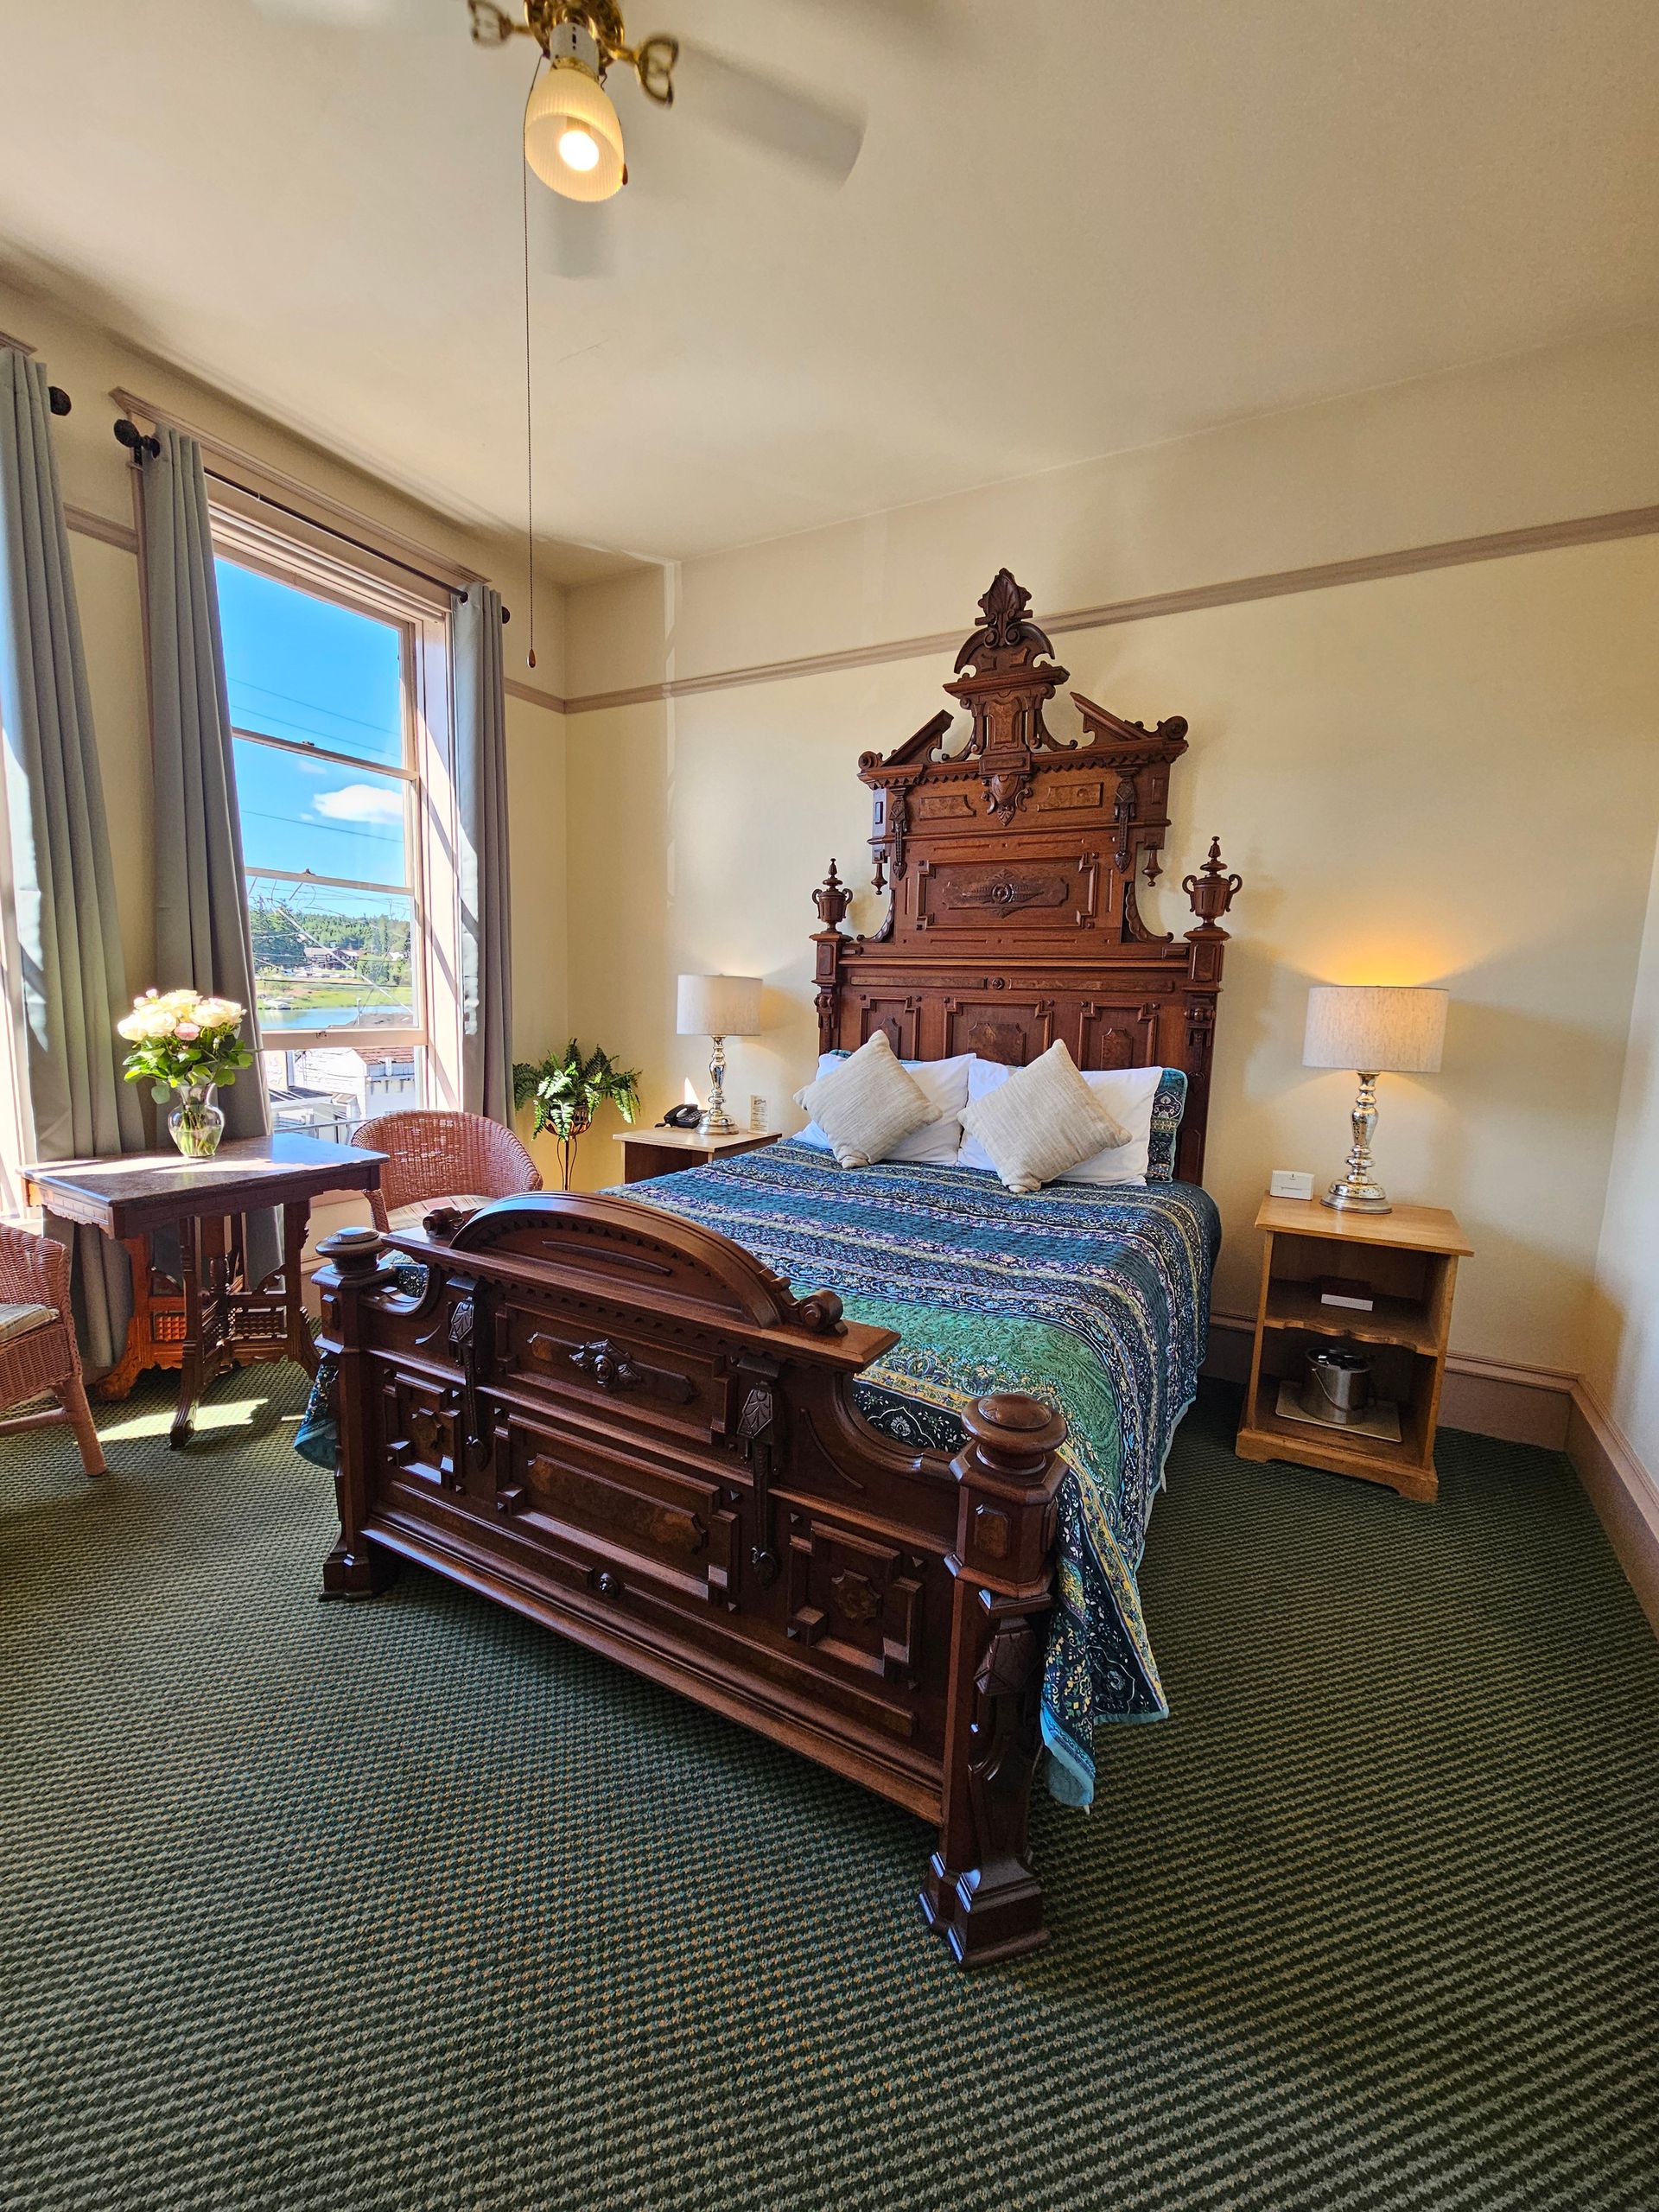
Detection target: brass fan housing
<box><xmin>470</xmin><ymin>0</ymin><xmax>679</xmax><ymax>105</ymax></box>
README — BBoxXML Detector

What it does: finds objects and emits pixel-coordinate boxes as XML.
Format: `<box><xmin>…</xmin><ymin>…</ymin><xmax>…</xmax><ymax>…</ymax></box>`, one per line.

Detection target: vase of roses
<box><xmin>118</xmin><ymin>988</ymin><xmax>256</xmax><ymax>1160</ymax></box>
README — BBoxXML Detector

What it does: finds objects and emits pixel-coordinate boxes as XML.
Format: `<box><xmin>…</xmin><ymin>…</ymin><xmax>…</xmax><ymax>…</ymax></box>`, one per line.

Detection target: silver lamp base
<box><xmin>696</xmin><ymin>1033</ymin><xmax>738</xmax><ymax>1136</ymax></box>
<box><xmin>1321</xmin><ymin>1071</ymin><xmax>1392</xmax><ymax>1214</ymax></box>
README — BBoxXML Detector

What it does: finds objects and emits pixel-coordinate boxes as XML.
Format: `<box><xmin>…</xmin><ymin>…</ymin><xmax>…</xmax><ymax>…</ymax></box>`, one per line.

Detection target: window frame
<box><xmin>209</xmin><ymin>497</ymin><xmax>464</xmax><ymax>1112</ymax></box>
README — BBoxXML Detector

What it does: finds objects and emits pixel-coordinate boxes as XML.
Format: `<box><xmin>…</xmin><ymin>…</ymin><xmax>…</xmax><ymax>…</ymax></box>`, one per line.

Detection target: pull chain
<box><xmin>520</xmin><ymin>62</ymin><xmax>540</xmax><ymax>671</ymax></box>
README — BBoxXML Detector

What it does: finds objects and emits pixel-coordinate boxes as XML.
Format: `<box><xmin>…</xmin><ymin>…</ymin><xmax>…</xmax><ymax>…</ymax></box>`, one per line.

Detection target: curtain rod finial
<box><xmin>112</xmin><ymin>416</ymin><xmax>160</xmax><ymax>461</ymax></box>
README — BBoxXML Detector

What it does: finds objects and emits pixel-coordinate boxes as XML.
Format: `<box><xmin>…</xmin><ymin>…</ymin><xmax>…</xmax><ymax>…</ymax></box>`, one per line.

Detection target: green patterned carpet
<box><xmin>3</xmin><ymin>1366</ymin><xmax>1656</xmax><ymax>2211</ymax></box>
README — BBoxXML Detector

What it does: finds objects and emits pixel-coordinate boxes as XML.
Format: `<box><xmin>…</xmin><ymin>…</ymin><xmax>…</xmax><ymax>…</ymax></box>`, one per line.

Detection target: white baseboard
<box><xmin>1205</xmin><ymin>1311</ymin><xmax>1659</xmax><ymax>1632</ymax></box>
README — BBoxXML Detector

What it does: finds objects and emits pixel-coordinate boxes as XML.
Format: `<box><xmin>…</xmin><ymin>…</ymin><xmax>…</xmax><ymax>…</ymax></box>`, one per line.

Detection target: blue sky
<box><xmin>216</xmin><ymin>559</ymin><xmax>409</xmax><ymax>890</ymax></box>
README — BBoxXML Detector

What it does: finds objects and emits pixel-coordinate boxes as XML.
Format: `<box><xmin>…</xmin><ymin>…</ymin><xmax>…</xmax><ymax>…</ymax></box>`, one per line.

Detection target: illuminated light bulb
<box><xmin>558</xmin><ymin>124</ymin><xmax>601</xmax><ymax>173</ymax></box>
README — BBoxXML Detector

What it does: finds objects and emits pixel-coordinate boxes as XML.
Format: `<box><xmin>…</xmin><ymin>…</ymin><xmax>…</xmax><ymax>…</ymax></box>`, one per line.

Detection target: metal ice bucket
<box><xmin>1300</xmin><ymin>1344</ymin><xmax>1374</xmax><ymax>1427</ymax></box>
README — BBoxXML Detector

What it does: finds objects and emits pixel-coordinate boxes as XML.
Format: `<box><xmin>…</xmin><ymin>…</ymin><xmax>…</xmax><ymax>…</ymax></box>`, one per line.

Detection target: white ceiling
<box><xmin>3</xmin><ymin>0</ymin><xmax>1656</xmax><ymax>582</ymax></box>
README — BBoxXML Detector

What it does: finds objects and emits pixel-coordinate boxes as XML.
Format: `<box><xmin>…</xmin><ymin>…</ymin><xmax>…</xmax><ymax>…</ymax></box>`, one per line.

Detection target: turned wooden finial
<box><xmin>1183</xmin><ymin>836</ymin><xmax>1243</xmax><ymax>939</ymax></box>
<box><xmin>960</xmin><ymin>1393</ymin><xmax>1068</xmax><ymax>1484</ymax></box>
<box><xmin>812</xmin><ymin>858</ymin><xmax>853</xmax><ymax>936</ymax></box>
<box><xmin>316</xmin><ymin>1227</ymin><xmax>386</xmax><ymax>1285</ymax></box>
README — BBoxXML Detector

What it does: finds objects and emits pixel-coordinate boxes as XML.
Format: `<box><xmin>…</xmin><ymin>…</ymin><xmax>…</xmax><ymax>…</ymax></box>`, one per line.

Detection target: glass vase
<box><xmin>168</xmin><ymin>1079</ymin><xmax>226</xmax><ymax>1160</ymax></box>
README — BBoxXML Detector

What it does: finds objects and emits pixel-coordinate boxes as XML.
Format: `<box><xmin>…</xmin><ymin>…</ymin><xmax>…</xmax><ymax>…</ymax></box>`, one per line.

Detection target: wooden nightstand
<box><xmin>1234</xmin><ymin>1196</ymin><xmax>1472</xmax><ymax>1503</ymax></box>
<box><xmin>613</xmin><ymin>1128</ymin><xmax>780</xmax><ymax>1185</ymax></box>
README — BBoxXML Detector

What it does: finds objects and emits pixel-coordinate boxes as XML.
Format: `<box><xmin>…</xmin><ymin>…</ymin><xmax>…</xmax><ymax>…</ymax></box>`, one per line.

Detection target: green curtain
<box><xmin>454</xmin><ymin>584</ymin><xmax>512</xmax><ymax>1123</ymax></box>
<box><xmin>0</xmin><ymin>348</ymin><xmax>143</xmax><ymax>1372</ymax></box>
<box><xmin>136</xmin><ymin>428</ymin><xmax>277</xmax><ymax>1281</ymax></box>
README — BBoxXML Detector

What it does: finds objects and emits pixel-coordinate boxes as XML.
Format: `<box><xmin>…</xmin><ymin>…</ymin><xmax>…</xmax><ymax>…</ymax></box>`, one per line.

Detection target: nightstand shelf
<box><xmin>1235</xmin><ymin>1197</ymin><xmax>1471</xmax><ymax>1503</ymax></box>
<box><xmin>1258</xmin><ymin>1280</ymin><xmax>1440</xmax><ymax>1356</ymax></box>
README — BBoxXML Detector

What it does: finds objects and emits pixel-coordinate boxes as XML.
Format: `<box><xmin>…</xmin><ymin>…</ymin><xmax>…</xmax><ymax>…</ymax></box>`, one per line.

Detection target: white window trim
<box><xmin>209</xmin><ymin>501</ymin><xmax>463</xmax><ymax>1112</ymax></box>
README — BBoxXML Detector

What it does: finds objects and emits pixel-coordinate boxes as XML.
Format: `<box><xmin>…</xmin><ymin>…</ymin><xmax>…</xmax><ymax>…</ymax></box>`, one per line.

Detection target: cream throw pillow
<box><xmin>957</xmin><ymin>1041</ymin><xmax>1132</xmax><ymax>1193</ymax></box>
<box><xmin>792</xmin><ymin>1032</ymin><xmax>938</xmax><ymax>1167</ymax></box>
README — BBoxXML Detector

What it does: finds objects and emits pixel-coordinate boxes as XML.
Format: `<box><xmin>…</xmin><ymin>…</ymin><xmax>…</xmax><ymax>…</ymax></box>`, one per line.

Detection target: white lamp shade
<box><xmin>677</xmin><ymin>974</ymin><xmax>762</xmax><ymax>1038</ymax></box>
<box><xmin>1303</xmin><ymin>985</ymin><xmax>1448</xmax><ymax>1074</ymax></box>
<box><xmin>524</xmin><ymin>60</ymin><xmax>626</xmax><ymax>202</ymax></box>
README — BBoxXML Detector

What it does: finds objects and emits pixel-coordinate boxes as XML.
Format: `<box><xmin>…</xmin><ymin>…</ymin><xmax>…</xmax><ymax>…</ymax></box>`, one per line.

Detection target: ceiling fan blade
<box><xmin>672</xmin><ymin>41</ymin><xmax>866</xmax><ymax>186</ymax></box>
<box><xmin>541</xmin><ymin>190</ymin><xmax>618</xmax><ymax>282</ymax></box>
<box><xmin>252</xmin><ymin>0</ymin><xmax>403</xmax><ymax>21</ymax></box>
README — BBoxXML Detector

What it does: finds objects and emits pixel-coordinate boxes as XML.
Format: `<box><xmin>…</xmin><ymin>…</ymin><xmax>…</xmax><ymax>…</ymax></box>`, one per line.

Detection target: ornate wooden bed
<box><xmin>315</xmin><ymin>571</ymin><xmax>1239</xmax><ymax>1967</ymax></box>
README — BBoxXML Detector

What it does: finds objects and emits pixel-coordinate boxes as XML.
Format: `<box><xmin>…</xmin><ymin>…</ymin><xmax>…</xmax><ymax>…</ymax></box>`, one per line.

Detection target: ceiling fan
<box><xmin>256</xmin><ymin>0</ymin><xmax>868</xmax><ymax>200</ymax></box>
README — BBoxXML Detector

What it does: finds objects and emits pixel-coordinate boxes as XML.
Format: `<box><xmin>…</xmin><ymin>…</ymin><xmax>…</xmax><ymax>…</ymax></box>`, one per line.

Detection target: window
<box><xmin>212</xmin><ymin>512</ymin><xmax>461</xmax><ymax>1142</ymax></box>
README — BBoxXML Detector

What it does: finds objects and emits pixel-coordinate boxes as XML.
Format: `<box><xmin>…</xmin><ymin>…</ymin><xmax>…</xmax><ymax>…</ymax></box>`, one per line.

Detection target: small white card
<box><xmin>1269</xmin><ymin>1169</ymin><xmax>1315</xmax><ymax>1200</ymax></box>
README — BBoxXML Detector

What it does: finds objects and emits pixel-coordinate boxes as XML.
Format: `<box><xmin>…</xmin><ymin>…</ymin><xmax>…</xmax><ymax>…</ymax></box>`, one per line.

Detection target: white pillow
<box><xmin>796</xmin><ymin>1050</ymin><xmax>972</xmax><ymax>1166</ymax></box>
<box><xmin>958</xmin><ymin>1058</ymin><xmax>1163</xmax><ymax>1186</ymax></box>
<box><xmin>791</xmin><ymin>1033</ymin><xmax>939</xmax><ymax>1168</ymax></box>
<box><xmin>957</xmin><ymin>1041</ymin><xmax>1132</xmax><ymax>1195</ymax></box>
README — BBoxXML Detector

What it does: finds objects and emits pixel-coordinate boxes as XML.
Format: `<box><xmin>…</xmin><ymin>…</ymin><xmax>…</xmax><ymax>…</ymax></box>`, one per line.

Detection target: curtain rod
<box><xmin>110</xmin><ymin>417</ymin><xmax>508</xmax><ymax>620</ymax></box>
<box><xmin>107</xmin><ymin>389</ymin><xmax>506</xmax><ymax>618</ymax></box>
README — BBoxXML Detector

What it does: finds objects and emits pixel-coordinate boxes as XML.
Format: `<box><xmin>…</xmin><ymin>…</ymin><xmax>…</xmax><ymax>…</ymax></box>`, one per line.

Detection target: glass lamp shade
<box><xmin>524</xmin><ymin>60</ymin><xmax>626</xmax><ymax>202</ymax></box>
<box><xmin>1303</xmin><ymin>985</ymin><xmax>1448</xmax><ymax>1073</ymax></box>
<box><xmin>677</xmin><ymin>974</ymin><xmax>763</xmax><ymax>1039</ymax></box>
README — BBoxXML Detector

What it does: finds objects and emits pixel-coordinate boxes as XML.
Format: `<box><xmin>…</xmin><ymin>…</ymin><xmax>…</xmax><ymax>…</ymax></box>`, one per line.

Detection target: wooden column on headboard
<box><xmin>810</xmin><ymin>569</ymin><xmax>1241</xmax><ymax>1185</ymax></box>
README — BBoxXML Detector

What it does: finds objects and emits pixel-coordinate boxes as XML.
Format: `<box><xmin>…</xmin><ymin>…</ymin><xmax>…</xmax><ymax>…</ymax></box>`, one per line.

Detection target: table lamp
<box><xmin>1302</xmin><ymin>984</ymin><xmax>1448</xmax><ymax>1213</ymax></box>
<box><xmin>677</xmin><ymin>974</ymin><xmax>763</xmax><ymax>1135</ymax></box>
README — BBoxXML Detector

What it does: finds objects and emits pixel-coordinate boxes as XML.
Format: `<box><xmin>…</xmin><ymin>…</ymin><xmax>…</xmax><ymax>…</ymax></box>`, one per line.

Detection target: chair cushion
<box><xmin>385</xmin><ymin>1195</ymin><xmax>493</xmax><ymax>1232</ymax></box>
<box><xmin>0</xmin><ymin>1301</ymin><xmax>57</xmax><ymax>1348</ymax></box>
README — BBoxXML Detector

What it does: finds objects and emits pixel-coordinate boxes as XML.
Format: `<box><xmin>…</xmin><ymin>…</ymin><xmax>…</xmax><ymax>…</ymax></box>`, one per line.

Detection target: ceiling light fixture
<box><xmin>524</xmin><ymin>54</ymin><xmax>627</xmax><ymax>200</ymax></box>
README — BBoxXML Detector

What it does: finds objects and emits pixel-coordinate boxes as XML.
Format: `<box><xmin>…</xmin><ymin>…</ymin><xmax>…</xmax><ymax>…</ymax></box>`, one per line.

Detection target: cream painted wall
<box><xmin>566</xmin><ymin>323</ymin><xmax>1659</xmax><ymax>700</ymax></box>
<box><xmin>1</xmin><ymin>275</ymin><xmax>570</xmax><ymax>1167</ymax></box>
<box><xmin>565</xmin><ymin>541</ymin><xmax>1659</xmax><ymax>1374</ymax></box>
<box><xmin>1587</xmin><ymin>827</ymin><xmax>1659</xmax><ymax>1477</ymax></box>
<box><xmin>563</xmin><ymin>328</ymin><xmax>1659</xmax><ymax>1378</ymax></box>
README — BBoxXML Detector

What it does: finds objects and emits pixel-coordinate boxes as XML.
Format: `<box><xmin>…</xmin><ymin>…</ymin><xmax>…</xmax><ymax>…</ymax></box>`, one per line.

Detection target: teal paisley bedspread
<box><xmin>617</xmin><ymin>1141</ymin><xmax>1219</xmax><ymax>1809</ymax></box>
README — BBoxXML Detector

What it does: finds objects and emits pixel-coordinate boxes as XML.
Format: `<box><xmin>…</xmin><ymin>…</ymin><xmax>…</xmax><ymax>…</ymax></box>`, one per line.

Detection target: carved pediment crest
<box><xmin>953</xmin><ymin>569</ymin><xmax>1056</xmax><ymax>676</ymax></box>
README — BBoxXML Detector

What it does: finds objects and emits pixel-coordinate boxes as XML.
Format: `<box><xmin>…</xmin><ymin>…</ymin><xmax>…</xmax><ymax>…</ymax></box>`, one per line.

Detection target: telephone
<box><xmin>658</xmin><ymin>1103</ymin><xmax>703</xmax><ymax>1129</ymax></box>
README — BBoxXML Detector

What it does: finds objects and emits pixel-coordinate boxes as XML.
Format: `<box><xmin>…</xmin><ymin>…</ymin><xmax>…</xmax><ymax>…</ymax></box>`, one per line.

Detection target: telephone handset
<box><xmin>658</xmin><ymin>1103</ymin><xmax>703</xmax><ymax>1130</ymax></box>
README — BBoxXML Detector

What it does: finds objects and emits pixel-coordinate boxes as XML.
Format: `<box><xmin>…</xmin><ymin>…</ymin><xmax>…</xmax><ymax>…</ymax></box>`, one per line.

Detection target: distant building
<box><xmin>264</xmin><ymin>1046</ymin><xmax>417</xmax><ymax>1141</ymax></box>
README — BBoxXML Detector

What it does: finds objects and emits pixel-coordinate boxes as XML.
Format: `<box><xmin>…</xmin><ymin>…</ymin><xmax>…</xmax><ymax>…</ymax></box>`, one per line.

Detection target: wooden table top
<box><xmin>23</xmin><ymin>1133</ymin><xmax>385</xmax><ymax>1238</ymax></box>
<box><xmin>1253</xmin><ymin>1193</ymin><xmax>1471</xmax><ymax>1257</ymax></box>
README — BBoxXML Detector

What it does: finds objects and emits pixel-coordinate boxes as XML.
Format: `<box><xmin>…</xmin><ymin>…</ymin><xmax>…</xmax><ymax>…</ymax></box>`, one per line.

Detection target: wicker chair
<box><xmin>0</xmin><ymin>1221</ymin><xmax>106</xmax><ymax>1478</ymax></box>
<box><xmin>354</xmin><ymin>1110</ymin><xmax>542</xmax><ymax>1234</ymax></box>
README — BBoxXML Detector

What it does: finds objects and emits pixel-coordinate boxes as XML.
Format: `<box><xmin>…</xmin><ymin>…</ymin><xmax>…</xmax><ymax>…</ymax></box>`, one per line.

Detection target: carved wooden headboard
<box><xmin>810</xmin><ymin>569</ymin><xmax>1241</xmax><ymax>1185</ymax></box>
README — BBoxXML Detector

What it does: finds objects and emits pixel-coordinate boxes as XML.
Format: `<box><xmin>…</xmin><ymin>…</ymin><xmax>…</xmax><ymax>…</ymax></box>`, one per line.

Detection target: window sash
<box><xmin>230</xmin><ymin>723</ymin><xmax>418</xmax><ymax>785</ymax></box>
<box><xmin>211</xmin><ymin>499</ymin><xmax>463</xmax><ymax>1121</ymax></box>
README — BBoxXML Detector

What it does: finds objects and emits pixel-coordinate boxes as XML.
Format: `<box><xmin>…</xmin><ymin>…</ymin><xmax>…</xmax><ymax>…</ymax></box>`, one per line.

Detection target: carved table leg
<box><xmin>168</xmin><ymin>1215</ymin><xmax>205</xmax><ymax>1450</ymax></box>
<box><xmin>918</xmin><ymin>1392</ymin><xmax>1066</xmax><ymax>1967</ymax></box>
<box><xmin>282</xmin><ymin>1199</ymin><xmax>319</xmax><ymax>1377</ymax></box>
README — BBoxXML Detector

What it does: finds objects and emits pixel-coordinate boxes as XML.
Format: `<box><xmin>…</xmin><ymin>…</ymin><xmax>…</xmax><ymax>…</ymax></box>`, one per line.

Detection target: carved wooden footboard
<box><xmin>315</xmin><ymin>1193</ymin><xmax>1067</xmax><ymax>1967</ymax></box>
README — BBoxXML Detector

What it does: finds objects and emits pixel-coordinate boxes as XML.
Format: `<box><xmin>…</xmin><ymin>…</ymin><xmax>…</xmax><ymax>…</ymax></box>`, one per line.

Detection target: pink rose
<box><xmin>175</xmin><ymin>1022</ymin><xmax>200</xmax><ymax>1040</ymax></box>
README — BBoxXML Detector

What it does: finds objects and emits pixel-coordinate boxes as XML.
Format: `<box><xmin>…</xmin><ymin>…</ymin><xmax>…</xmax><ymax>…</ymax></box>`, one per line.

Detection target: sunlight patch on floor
<box><xmin>98</xmin><ymin>1396</ymin><xmax>272</xmax><ymax>1440</ymax></box>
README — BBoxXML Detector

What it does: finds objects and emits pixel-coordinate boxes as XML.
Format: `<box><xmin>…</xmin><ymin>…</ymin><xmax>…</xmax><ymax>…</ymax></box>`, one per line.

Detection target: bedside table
<box><xmin>1233</xmin><ymin>1196</ymin><xmax>1472</xmax><ymax>1503</ymax></box>
<box><xmin>613</xmin><ymin>1128</ymin><xmax>780</xmax><ymax>1185</ymax></box>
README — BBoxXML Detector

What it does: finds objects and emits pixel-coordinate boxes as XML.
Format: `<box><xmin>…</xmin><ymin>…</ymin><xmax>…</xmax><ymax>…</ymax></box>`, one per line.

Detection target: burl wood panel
<box><xmin>811</xmin><ymin>569</ymin><xmax>1240</xmax><ymax>1183</ymax></box>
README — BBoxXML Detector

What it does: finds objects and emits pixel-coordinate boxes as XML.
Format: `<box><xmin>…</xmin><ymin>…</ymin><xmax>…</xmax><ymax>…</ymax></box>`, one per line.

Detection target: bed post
<box><xmin>317</xmin><ymin>1230</ymin><xmax>397</xmax><ymax>1599</ymax></box>
<box><xmin>920</xmin><ymin>1391</ymin><xmax>1067</xmax><ymax>1967</ymax></box>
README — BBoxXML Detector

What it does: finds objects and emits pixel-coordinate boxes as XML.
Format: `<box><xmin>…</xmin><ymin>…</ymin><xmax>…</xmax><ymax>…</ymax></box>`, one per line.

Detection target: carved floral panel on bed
<box><xmin>811</xmin><ymin>569</ymin><xmax>1240</xmax><ymax>1183</ymax></box>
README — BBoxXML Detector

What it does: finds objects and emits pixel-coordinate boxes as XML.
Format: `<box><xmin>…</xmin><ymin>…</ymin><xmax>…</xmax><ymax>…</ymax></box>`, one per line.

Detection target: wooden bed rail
<box><xmin>315</xmin><ymin>1196</ymin><xmax>1068</xmax><ymax>1964</ymax></box>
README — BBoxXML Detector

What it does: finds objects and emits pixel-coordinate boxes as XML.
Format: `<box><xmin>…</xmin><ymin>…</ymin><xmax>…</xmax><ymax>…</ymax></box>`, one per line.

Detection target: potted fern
<box><xmin>513</xmin><ymin>1040</ymin><xmax>641</xmax><ymax>1192</ymax></box>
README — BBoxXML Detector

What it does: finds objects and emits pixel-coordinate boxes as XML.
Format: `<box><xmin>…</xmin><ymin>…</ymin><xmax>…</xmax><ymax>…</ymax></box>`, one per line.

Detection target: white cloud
<box><xmin>314</xmin><ymin>783</ymin><xmax>404</xmax><ymax>826</ymax></box>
